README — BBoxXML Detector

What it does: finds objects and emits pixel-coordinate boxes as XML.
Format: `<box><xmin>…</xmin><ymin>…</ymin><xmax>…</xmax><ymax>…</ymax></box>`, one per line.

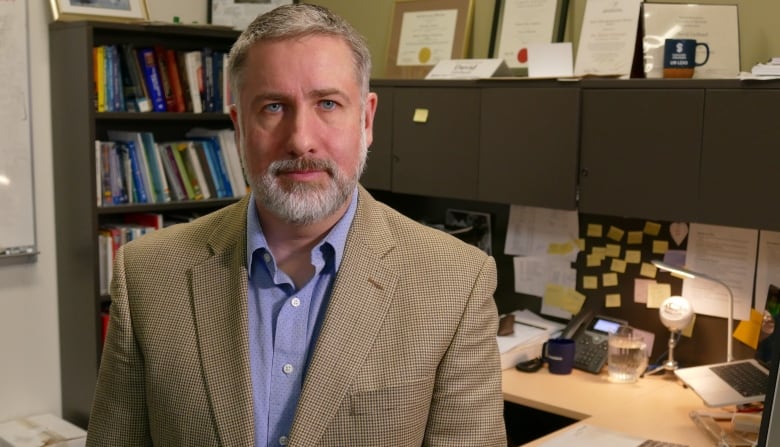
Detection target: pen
<box><xmin>514</xmin><ymin>321</ymin><xmax>548</xmax><ymax>331</ymax></box>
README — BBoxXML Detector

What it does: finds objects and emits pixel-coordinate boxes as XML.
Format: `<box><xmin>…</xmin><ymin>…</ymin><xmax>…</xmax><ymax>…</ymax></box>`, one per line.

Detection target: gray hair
<box><xmin>227</xmin><ymin>4</ymin><xmax>372</xmax><ymax>103</ymax></box>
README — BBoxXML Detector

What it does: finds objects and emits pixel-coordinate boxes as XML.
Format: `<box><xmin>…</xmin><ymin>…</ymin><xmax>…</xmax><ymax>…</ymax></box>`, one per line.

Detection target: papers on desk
<box><xmin>496</xmin><ymin>309</ymin><xmax>564</xmax><ymax>369</ymax></box>
<box><xmin>535</xmin><ymin>423</ymin><xmax>683</xmax><ymax>447</ymax></box>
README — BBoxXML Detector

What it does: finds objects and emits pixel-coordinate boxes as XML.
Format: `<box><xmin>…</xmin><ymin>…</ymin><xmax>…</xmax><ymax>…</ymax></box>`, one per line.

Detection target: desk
<box><xmin>502</xmin><ymin>368</ymin><xmax>718</xmax><ymax>446</ymax></box>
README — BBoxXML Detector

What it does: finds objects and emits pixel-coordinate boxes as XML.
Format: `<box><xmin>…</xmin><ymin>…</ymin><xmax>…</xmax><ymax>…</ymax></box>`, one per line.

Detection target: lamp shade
<box><xmin>659</xmin><ymin>296</ymin><xmax>694</xmax><ymax>332</ymax></box>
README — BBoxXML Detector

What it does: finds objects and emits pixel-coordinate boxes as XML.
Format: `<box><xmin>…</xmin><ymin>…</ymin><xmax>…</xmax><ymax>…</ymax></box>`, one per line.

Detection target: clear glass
<box><xmin>607</xmin><ymin>325</ymin><xmax>649</xmax><ymax>383</ymax></box>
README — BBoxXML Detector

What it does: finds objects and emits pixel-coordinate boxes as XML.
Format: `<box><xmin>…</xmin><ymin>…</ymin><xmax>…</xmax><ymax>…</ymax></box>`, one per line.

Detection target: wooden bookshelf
<box><xmin>49</xmin><ymin>21</ymin><xmax>241</xmax><ymax>428</ymax></box>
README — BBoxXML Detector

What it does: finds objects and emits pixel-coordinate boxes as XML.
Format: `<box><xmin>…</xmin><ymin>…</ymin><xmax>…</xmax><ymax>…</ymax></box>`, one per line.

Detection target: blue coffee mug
<box><xmin>663</xmin><ymin>39</ymin><xmax>710</xmax><ymax>71</ymax></box>
<box><xmin>543</xmin><ymin>338</ymin><xmax>576</xmax><ymax>375</ymax></box>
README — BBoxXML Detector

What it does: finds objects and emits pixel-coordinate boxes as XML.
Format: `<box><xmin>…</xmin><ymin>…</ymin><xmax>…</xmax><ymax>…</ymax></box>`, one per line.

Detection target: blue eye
<box><xmin>264</xmin><ymin>103</ymin><xmax>283</xmax><ymax>113</ymax></box>
<box><xmin>320</xmin><ymin>100</ymin><xmax>337</xmax><ymax>110</ymax></box>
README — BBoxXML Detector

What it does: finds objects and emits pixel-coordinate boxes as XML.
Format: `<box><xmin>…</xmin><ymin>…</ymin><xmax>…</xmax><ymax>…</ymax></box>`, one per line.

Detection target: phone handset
<box><xmin>560</xmin><ymin>307</ymin><xmax>595</xmax><ymax>340</ymax></box>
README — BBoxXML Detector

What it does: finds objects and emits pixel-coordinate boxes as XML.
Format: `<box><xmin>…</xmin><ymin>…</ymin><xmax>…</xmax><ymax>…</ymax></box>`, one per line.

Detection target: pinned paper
<box><xmin>627</xmin><ymin>231</ymin><xmax>643</xmax><ymax>245</ymax></box>
<box><xmin>605</xmin><ymin>244</ymin><xmax>621</xmax><ymax>258</ymax></box>
<box><xmin>625</xmin><ymin>250</ymin><xmax>641</xmax><ymax>264</ymax></box>
<box><xmin>587</xmin><ymin>223</ymin><xmax>603</xmax><ymax>238</ymax></box>
<box><xmin>586</xmin><ymin>254</ymin><xmax>603</xmax><ymax>267</ymax></box>
<box><xmin>583</xmin><ymin>276</ymin><xmax>598</xmax><ymax>289</ymax></box>
<box><xmin>634</xmin><ymin>278</ymin><xmax>656</xmax><ymax>303</ymax></box>
<box><xmin>640</xmin><ymin>262</ymin><xmax>658</xmax><ymax>278</ymax></box>
<box><xmin>413</xmin><ymin>108</ymin><xmax>429</xmax><ymax>123</ymax></box>
<box><xmin>543</xmin><ymin>284</ymin><xmax>586</xmax><ymax>315</ymax></box>
<box><xmin>610</xmin><ymin>258</ymin><xmax>627</xmax><ymax>273</ymax></box>
<box><xmin>605</xmin><ymin>293</ymin><xmax>621</xmax><ymax>308</ymax></box>
<box><xmin>647</xmin><ymin>282</ymin><xmax>672</xmax><ymax>308</ymax></box>
<box><xmin>644</xmin><ymin>221</ymin><xmax>661</xmax><ymax>236</ymax></box>
<box><xmin>607</xmin><ymin>226</ymin><xmax>625</xmax><ymax>242</ymax></box>
<box><xmin>669</xmin><ymin>222</ymin><xmax>689</xmax><ymax>246</ymax></box>
<box><xmin>652</xmin><ymin>240</ymin><xmax>669</xmax><ymax>254</ymax></box>
<box><xmin>526</xmin><ymin>42</ymin><xmax>573</xmax><ymax>78</ymax></box>
<box><xmin>602</xmin><ymin>272</ymin><xmax>619</xmax><ymax>287</ymax></box>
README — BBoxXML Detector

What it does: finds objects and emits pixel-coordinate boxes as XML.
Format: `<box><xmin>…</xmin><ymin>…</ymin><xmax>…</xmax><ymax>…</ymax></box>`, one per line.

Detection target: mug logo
<box><xmin>675</xmin><ymin>42</ymin><xmax>684</xmax><ymax>53</ymax></box>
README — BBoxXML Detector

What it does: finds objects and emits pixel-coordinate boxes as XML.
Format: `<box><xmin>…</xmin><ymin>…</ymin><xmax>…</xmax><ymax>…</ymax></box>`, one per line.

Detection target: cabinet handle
<box><xmin>580</xmin><ymin>168</ymin><xmax>589</xmax><ymax>177</ymax></box>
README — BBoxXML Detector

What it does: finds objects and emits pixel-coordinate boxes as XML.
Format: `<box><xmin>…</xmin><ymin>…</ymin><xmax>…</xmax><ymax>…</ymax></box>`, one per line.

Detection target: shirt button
<box><xmin>263</xmin><ymin>253</ymin><xmax>271</xmax><ymax>263</ymax></box>
<box><xmin>279</xmin><ymin>435</ymin><xmax>289</xmax><ymax>445</ymax></box>
<box><xmin>283</xmin><ymin>363</ymin><xmax>294</xmax><ymax>374</ymax></box>
<box><xmin>291</xmin><ymin>297</ymin><xmax>301</xmax><ymax>307</ymax></box>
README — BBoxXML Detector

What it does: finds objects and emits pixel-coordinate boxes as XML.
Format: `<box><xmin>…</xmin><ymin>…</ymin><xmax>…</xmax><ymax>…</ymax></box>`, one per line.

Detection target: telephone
<box><xmin>560</xmin><ymin>309</ymin><xmax>627</xmax><ymax>374</ymax></box>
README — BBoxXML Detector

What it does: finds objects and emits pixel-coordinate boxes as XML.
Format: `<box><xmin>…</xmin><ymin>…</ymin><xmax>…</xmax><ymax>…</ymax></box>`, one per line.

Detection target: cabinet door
<box><xmin>579</xmin><ymin>89</ymin><xmax>704</xmax><ymax>221</ymax></box>
<box><xmin>700</xmin><ymin>90</ymin><xmax>780</xmax><ymax>231</ymax></box>
<box><xmin>392</xmin><ymin>87</ymin><xmax>480</xmax><ymax>200</ymax></box>
<box><xmin>361</xmin><ymin>86</ymin><xmax>393</xmax><ymax>190</ymax></box>
<box><xmin>479</xmin><ymin>87</ymin><xmax>579</xmax><ymax>209</ymax></box>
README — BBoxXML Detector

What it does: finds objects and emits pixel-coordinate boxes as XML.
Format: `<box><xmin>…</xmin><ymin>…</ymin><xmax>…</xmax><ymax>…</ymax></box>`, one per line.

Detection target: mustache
<box><xmin>269</xmin><ymin>158</ymin><xmax>335</xmax><ymax>176</ymax></box>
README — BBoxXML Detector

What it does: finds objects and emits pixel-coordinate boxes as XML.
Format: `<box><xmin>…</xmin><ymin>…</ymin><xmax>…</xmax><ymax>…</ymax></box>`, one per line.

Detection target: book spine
<box><xmin>178</xmin><ymin>142</ymin><xmax>205</xmax><ymax>200</ymax></box>
<box><xmin>124</xmin><ymin>141</ymin><xmax>148</xmax><ymax>203</ymax></box>
<box><xmin>110</xmin><ymin>45</ymin><xmax>124</xmax><ymax>112</ymax></box>
<box><xmin>95</xmin><ymin>46</ymin><xmax>106</xmax><ymax>112</ymax></box>
<box><xmin>202</xmin><ymin>47</ymin><xmax>215</xmax><ymax>112</ymax></box>
<box><xmin>121</xmin><ymin>44</ymin><xmax>151</xmax><ymax>112</ymax></box>
<box><xmin>175</xmin><ymin>50</ymin><xmax>194</xmax><ymax>112</ymax></box>
<box><xmin>98</xmin><ymin>141</ymin><xmax>113</xmax><ymax>206</ymax></box>
<box><xmin>141</xmin><ymin>133</ymin><xmax>171</xmax><ymax>202</ymax></box>
<box><xmin>195</xmin><ymin>140</ymin><xmax>226</xmax><ymax>198</ymax></box>
<box><xmin>158</xmin><ymin>143</ymin><xmax>187</xmax><ymax>201</ymax></box>
<box><xmin>192</xmin><ymin>141</ymin><xmax>219</xmax><ymax>198</ymax></box>
<box><xmin>154</xmin><ymin>45</ymin><xmax>177</xmax><ymax>112</ymax></box>
<box><xmin>170</xmin><ymin>142</ymin><xmax>196</xmax><ymax>199</ymax></box>
<box><xmin>183</xmin><ymin>51</ymin><xmax>204</xmax><ymax>113</ymax></box>
<box><xmin>204</xmin><ymin>137</ymin><xmax>233</xmax><ymax>197</ymax></box>
<box><xmin>137</xmin><ymin>47</ymin><xmax>167</xmax><ymax>112</ymax></box>
<box><xmin>165</xmin><ymin>49</ymin><xmax>186</xmax><ymax>113</ymax></box>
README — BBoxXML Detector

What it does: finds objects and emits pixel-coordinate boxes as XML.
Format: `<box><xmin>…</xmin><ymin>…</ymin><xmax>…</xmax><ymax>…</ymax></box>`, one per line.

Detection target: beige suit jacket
<box><xmin>87</xmin><ymin>187</ymin><xmax>505</xmax><ymax>446</ymax></box>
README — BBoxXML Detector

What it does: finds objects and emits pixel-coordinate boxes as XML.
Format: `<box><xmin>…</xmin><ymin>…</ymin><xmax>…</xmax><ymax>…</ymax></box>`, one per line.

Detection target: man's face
<box><xmin>230</xmin><ymin>35</ymin><xmax>377</xmax><ymax>225</ymax></box>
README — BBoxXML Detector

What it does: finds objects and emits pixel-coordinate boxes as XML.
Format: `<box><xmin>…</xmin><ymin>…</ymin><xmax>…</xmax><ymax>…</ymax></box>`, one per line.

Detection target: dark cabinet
<box><xmin>362</xmin><ymin>86</ymin><xmax>393</xmax><ymax>190</ymax></box>
<box><xmin>700</xmin><ymin>89</ymin><xmax>780</xmax><ymax>231</ymax></box>
<box><xmin>391</xmin><ymin>87</ymin><xmax>481</xmax><ymax>200</ymax></box>
<box><xmin>478</xmin><ymin>86</ymin><xmax>579</xmax><ymax>209</ymax></box>
<box><xmin>578</xmin><ymin>88</ymin><xmax>705</xmax><ymax>222</ymax></box>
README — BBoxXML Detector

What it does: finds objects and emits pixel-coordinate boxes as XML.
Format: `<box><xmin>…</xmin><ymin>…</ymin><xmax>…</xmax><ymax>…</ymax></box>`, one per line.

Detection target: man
<box><xmin>86</xmin><ymin>4</ymin><xmax>505</xmax><ymax>446</ymax></box>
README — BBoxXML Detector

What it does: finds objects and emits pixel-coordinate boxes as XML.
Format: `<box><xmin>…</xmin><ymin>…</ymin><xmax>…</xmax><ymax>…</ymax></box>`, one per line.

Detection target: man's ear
<box><xmin>363</xmin><ymin>91</ymin><xmax>378</xmax><ymax>147</ymax></box>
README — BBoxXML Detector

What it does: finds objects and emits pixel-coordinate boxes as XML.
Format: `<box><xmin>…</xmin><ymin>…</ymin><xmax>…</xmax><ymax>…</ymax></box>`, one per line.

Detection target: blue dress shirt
<box><xmin>246</xmin><ymin>191</ymin><xmax>357</xmax><ymax>447</ymax></box>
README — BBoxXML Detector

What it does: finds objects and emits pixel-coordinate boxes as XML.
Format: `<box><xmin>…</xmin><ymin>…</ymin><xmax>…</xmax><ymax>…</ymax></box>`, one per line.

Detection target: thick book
<box><xmin>191</xmin><ymin>140</ymin><xmax>219</xmax><ymax>198</ymax></box>
<box><xmin>94</xmin><ymin>45</ymin><xmax>107</xmax><ymax>112</ymax></box>
<box><xmin>136</xmin><ymin>47</ymin><xmax>167</xmax><ymax>112</ymax></box>
<box><xmin>192</xmin><ymin>137</ymin><xmax>233</xmax><ymax>198</ymax></box>
<box><xmin>167</xmin><ymin>142</ymin><xmax>197</xmax><ymax>200</ymax></box>
<box><xmin>139</xmin><ymin>132</ymin><xmax>171</xmax><ymax>202</ymax></box>
<box><xmin>97</xmin><ymin>141</ymin><xmax>113</xmax><ymax>206</ymax></box>
<box><xmin>186</xmin><ymin>128</ymin><xmax>246</xmax><ymax>196</ymax></box>
<box><xmin>153</xmin><ymin>45</ymin><xmax>177</xmax><ymax>112</ymax></box>
<box><xmin>164</xmin><ymin>48</ymin><xmax>187</xmax><ymax>112</ymax></box>
<box><xmin>107</xmin><ymin>130</ymin><xmax>156</xmax><ymax>203</ymax></box>
<box><xmin>202</xmin><ymin>47</ymin><xmax>216</xmax><ymax>112</ymax></box>
<box><xmin>177</xmin><ymin>141</ymin><xmax>206</xmax><ymax>200</ymax></box>
<box><xmin>108</xmin><ymin>45</ymin><xmax>124</xmax><ymax>112</ymax></box>
<box><xmin>193</xmin><ymin>139</ymin><xmax>226</xmax><ymax>198</ymax></box>
<box><xmin>183</xmin><ymin>51</ymin><xmax>204</xmax><ymax>113</ymax></box>
<box><xmin>107</xmin><ymin>141</ymin><xmax>128</xmax><ymax>204</ymax></box>
<box><xmin>122</xmin><ymin>140</ymin><xmax>149</xmax><ymax>203</ymax></box>
<box><xmin>175</xmin><ymin>50</ymin><xmax>194</xmax><ymax>112</ymax></box>
<box><xmin>120</xmin><ymin>44</ymin><xmax>152</xmax><ymax>112</ymax></box>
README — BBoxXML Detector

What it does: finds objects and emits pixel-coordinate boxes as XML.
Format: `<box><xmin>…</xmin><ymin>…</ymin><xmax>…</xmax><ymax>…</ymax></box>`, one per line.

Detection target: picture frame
<box><xmin>49</xmin><ymin>0</ymin><xmax>150</xmax><ymax>22</ymax></box>
<box><xmin>641</xmin><ymin>2</ymin><xmax>740</xmax><ymax>79</ymax></box>
<box><xmin>489</xmin><ymin>0</ymin><xmax>569</xmax><ymax>71</ymax></box>
<box><xmin>385</xmin><ymin>0</ymin><xmax>475</xmax><ymax>79</ymax></box>
<box><xmin>208</xmin><ymin>0</ymin><xmax>298</xmax><ymax>31</ymax></box>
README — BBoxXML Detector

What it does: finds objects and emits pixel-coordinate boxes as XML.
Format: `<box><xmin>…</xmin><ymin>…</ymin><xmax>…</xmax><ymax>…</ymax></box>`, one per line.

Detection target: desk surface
<box><xmin>502</xmin><ymin>367</ymin><xmax>723</xmax><ymax>446</ymax></box>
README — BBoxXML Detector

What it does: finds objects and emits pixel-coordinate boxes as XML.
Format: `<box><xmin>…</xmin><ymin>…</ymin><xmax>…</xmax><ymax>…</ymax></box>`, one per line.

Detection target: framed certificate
<box><xmin>208</xmin><ymin>0</ymin><xmax>297</xmax><ymax>31</ymax></box>
<box><xmin>573</xmin><ymin>0</ymin><xmax>643</xmax><ymax>78</ymax></box>
<box><xmin>642</xmin><ymin>3</ymin><xmax>740</xmax><ymax>79</ymax></box>
<box><xmin>489</xmin><ymin>0</ymin><xmax>569</xmax><ymax>71</ymax></box>
<box><xmin>385</xmin><ymin>0</ymin><xmax>475</xmax><ymax>79</ymax></box>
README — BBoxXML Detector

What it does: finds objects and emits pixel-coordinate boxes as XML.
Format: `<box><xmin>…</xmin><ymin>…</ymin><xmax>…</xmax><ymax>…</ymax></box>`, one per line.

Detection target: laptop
<box><xmin>675</xmin><ymin>314</ymin><xmax>779</xmax><ymax>408</ymax></box>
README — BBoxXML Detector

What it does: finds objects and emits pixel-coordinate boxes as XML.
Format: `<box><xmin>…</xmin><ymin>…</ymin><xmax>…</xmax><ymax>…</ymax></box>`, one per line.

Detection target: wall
<box><xmin>1</xmin><ymin>0</ymin><xmax>778</xmax><ymax>422</ymax></box>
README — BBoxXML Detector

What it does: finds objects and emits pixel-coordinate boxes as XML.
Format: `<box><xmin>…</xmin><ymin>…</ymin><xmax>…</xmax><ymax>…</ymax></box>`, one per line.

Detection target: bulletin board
<box><xmin>0</xmin><ymin>0</ymin><xmax>36</xmax><ymax>258</ymax></box>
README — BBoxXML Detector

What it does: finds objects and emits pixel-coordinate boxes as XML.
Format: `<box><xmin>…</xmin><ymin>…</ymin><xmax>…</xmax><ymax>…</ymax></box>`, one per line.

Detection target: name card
<box><xmin>425</xmin><ymin>59</ymin><xmax>512</xmax><ymax>80</ymax></box>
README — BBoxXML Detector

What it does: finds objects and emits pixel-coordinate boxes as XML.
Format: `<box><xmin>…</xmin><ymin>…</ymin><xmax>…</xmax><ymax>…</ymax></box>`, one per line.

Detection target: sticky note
<box><xmin>548</xmin><ymin>242</ymin><xmax>575</xmax><ymax>255</ymax></box>
<box><xmin>602</xmin><ymin>272</ymin><xmax>619</xmax><ymax>287</ymax></box>
<box><xmin>644</xmin><ymin>221</ymin><xmax>661</xmax><ymax>236</ymax></box>
<box><xmin>587</xmin><ymin>223</ymin><xmax>603</xmax><ymax>238</ymax></box>
<box><xmin>576</xmin><ymin>238</ymin><xmax>586</xmax><ymax>251</ymax></box>
<box><xmin>733</xmin><ymin>309</ymin><xmax>764</xmax><ymax>349</ymax></box>
<box><xmin>413</xmin><ymin>108</ymin><xmax>429</xmax><ymax>123</ymax></box>
<box><xmin>583</xmin><ymin>276</ymin><xmax>598</xmax><ymax>289</ymax></box>
<box><xmin>610</xmin><ymin>258</ymin><xmax>627</xmax><ymax>273</ymax></box>
<box><xmin>681</xmin><ymin>314</ymin><xmax>696</xmax><ymax>337</ymax></box>
<box><xmin>625</xmin><ymin>250</ymin><xmax>641</xmax><ymax>264</ymax></box>
<box><xmin>647</xmin><ymin>282</ymin><xmax>671</xmax><ymax>308</ymax></box>
<box><xmin>586</xmin><ymin>254</ymin><xmax>603</xmax><ymax>267</ymax></box>
<box><xmin>627</xmin><ymin>231</ymin><xmax>643</xmax><ymax>245</ymax></box>
<box><xmin>640</xmin><ymin>262</ymin><xmax>657</xmax><ymax>278</ymax></box>
<box><xmin>605</xmin><ymin>244</ymin><xmax>621</xmax><ymax>258</ymax></box>
<box><xmin>543</xmin><ymin>285</ymin><xmax>586</xmax><ymax>315</ymax></box>
<box><xmin>634</xmin><ymin>278</ymin><xmax>656</xmax><ymax>304</ymax></box>
<box><xmin>652</xmin><ymin>240</ymin><xmax>669</xmax><ymax>254</ymax></box>
<box><xmin>591</xmin><ymin>246</ymin><xmax>606</xmax><ymax>257</ymax></box>
<box><xmin>605</xmin><ymin>293</ymin><xmax>621</xmax><ymax>308</ymax></box>
<box><xmin>607</xmin><ymin>226</ymin><xmax>625</xmax><ymax>242</ymax></box>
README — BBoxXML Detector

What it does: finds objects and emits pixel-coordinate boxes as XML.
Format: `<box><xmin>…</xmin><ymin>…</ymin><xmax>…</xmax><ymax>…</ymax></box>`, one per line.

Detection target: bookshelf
<box><xmin>49</xmin><ymin>21</ymin><xmax>241</xmax><ymax>427</ymax></box>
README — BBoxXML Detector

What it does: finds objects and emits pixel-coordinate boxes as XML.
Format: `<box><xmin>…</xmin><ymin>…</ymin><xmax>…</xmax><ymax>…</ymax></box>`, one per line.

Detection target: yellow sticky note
<box><xmin>586</xmin><ymin>254</ymin><xmax>603</xmax><ymax>267</ymax></box>
<box><xmin>652</xmin><ymin>240</ymin><xmax>669</xmax><ymax>254</ymax></box>
<box><xmin>640</xmin><ymin>262</ymin><xmax>657</xmax><ymax>278</ymax></box>
<box><xmin>610</xmin><ymin>258</ymin><xmax>627</xmax><ymax>274</ymax></box>
<box><xmin>413</xmin><ymin>108</ymin><xmax>429</xmax><ymax>123</ymax></box>
<box><xmin>602</xmin><ymin>272</ymin><xmax>619</xmax><ymax>287</ymax></box>
<box><xmin>627</xmin><ymin>231</ymin><xmax>643</xmax><ymax>245</ymax></box>
<box><xmin>543</xmin><ymin>285</ymin><xmax>586</xmax><ymax>315</ymax></box>
<box><xmin>605</xmin><ymin>244</ymin><xmax>621</xmax><ymax>258</ymax></box>
<box><xmin>681</xmin><ymin>314</ymin><xmax>696</xmax><ymax>338</ymax></box>
<box><xmin>733</xmin><ymin>309</ymin><xmax>765</xmax><ymax>349</ymax></box>
<box><xmin>647</xmin><ymin>282</ymin><xmax>671</xmax><ymax>308</ymax></box>
<box><xmin>583</xmin><ymin>276</ymin><xmax>598</xmax><ymax>289</ymax></box>
<box><xmin>587</xmin><ymin>223</ymin><xmax>603</xmax><ymax>238</ymax></box>
<box><xmin>607</xmin><ymin>226</ymin><xmax>625</xmax><ymax>242</ymax></box>
<box><xmin>548</xmin><ymin>242</ymin><xmax>575</xmax><ymax>255</ymax></box>
<box><xmin>644</xmin><ymin>221</ymin><xmax>661</xmax><ymax>236</ymax></box>
<box><xmin>625</xmin><ymin>250</ymin><xmax>641</xmax><ymax>264</ymax></box>
<box><xmin>576</xmin><ymin>238</ymin><xmax>586</xmax><ymax>251</ymax></box>
<box><xmin>591</xmin><ymin>246</ymin><xmax>606</xmax><ymax>257</ymax></box>
<box><xmin>605</xmin><ymin>293</ymin><xmax>621</xmax><ymax>308</ymax></box>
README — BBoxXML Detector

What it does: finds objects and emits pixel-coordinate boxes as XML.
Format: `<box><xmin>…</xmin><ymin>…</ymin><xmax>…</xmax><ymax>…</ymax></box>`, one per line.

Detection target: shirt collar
<box><xmin>245</xmin><ymin>188</ymin><xmax>359</xmax><ymax>273</ymax></box>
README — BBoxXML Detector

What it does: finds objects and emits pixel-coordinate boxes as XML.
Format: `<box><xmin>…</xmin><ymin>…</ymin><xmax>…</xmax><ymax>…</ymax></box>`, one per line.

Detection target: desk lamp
<box><xmin>652</xmin><ymin>260</ymin><xmax>735</xmax><ymax>363</ymax></box>
<box><xmin>645</xmin><ymin>295</ymin><xmax>694</xmax><ymax>376</ymax></box>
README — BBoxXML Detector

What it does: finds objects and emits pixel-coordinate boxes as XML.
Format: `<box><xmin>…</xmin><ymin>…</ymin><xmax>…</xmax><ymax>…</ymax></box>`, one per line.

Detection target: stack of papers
<box><xmin>496</xmin><ymin>309</ymin><xmax>565</xmax><ymax>369</ymax></box>
<box><xmin>751</xmin><ymin>59</ymin><xmax>780</xmax><ymax>76</ymax></box>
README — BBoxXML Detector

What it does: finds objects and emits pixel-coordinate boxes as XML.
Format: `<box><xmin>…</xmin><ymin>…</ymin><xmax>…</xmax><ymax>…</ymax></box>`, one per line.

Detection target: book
<box><xmin>177</xmin><ymin>141</ymin><xmax>206</xmax><ymax>200</ymax></box>
<box><xmin>158</xmin><ymin>142</ymin><xmax>187</xmax><ymax>201</ymax></box>
<box><xmin>221</xmin><ymin>52</ymin><xmax>231</xmax><ymax>113</ymax></box>
<box><xmin>167</xmin><ymin>142</ymin><xmax>197</xmax><ymax>200</ymax></box>
<box><xmin>107</xmin><ymin>141</ymin><xmax>128</xmax><ymax>204</ymax></box>
<box><xmin>153</xmin><ymin>45</ymin><xmax>176</xmax><ymax>112</ymax></box>
<box><xmin>120</xmin><ymin>44</ymin><xmax>152</xmax><ymax>112</ymax></box>
<box><xmin>136</xmin><ymin>47</ymin><xmax>167</xmax><ymax>112</ymax></box>
<box><xmin>139</xmin><ymin>132</ymin><xmax>171</xmax><ymax>202</ymax></box>
<box><xmin>193</xmin><ymin>139</ymin><xmax>226</xmax><ymax>198</ymax></box>
<box><xmin>202</xmin><ymin>47</ymin><xmax>216</xmax><ymax>112</ymax></box>
<box><xmin>183</xmin><ymin>50</ymin><xmax>204</xmax><ymax>113</ymax></box>
<box><xmin>94</xmin><ymin>45</ymin><xmax>107</xmax><ymax>112</ymax></box>
<box><xmin>187</xmin><ymin>128</ymin><xmax>246</xmax><ymax>196</ymax></box>
<box><xmin>164</xmin><ymin>48</ymin><xmax>187</xmax><ymax>112</ymax></box>
<box><xmin>109</xmin><ymin>45</ymin><xmax>124</xmax><ymax>112</ymax></box>
<box><xmin>97</xmin><ymin>140</ymin><xmax>113</xmax><ymax>206</ymax></box>
<box><xmin>123</xmin><ymin>212</ymin><xmax>164</xmax><ymax>230</ymax></box>
<box><xmin>122</xmin><ymin>140</ymin><xmax>149</xmax><ymax>203</ymax></box>
<box><xmin>192</xmin><ymin>136</ymin><xmax>233</xmax><ymax>198</ymax></box>
<box><xmin>175</xmin><ymin>50</ymin><xmax>194</xmax><ymax>112</ymax></box>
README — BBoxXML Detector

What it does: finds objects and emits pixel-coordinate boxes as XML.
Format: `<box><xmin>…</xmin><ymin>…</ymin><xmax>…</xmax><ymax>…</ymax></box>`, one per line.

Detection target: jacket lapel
<box><xmin>191</xmin><ymin>197</ymin><xmax>255</xmax><ymax>447</ymax></box>
<box><xmin>289</xmin><ymin>188</ymin><xmax>399</xmax><ymax>446</ymax></box>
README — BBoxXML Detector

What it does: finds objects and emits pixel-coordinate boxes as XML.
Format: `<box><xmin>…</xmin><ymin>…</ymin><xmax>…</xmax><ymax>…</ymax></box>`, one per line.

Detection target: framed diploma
<box><xmin>385</xmin><ymin>0</ymin><xmax>475</xmax><ymax>79</ymax></box>
<box><xmin>490</xmin><ymin>0</ymin><xmax>568</xmax><ymax>71</ymax></box>
<box><xmin>208</xmin><ymin>0</ymin><xmax>297</xmax><ymax>31</ymax></box>
<box><xmin>642</xmin><ymin>3</ymin><xmax>740</xmax><ymax>79</ymax></box>
<box><xmin>573</xmin><ymin>0</ymin><xmax>643</xmax><ymax>78</ymax></box>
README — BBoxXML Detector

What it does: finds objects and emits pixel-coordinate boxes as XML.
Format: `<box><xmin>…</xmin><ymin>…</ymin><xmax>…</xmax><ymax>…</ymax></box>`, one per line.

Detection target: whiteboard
<box><xmin>0</xmin><ymin>0</ymin><xmax>36</xmax><ymax>257</ymax></box>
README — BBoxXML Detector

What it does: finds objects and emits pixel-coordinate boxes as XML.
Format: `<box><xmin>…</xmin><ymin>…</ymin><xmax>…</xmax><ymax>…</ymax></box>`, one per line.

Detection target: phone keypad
<box><xmin>574</xmin><ymin>332</ymin><xmax>608</xmax><ymax>373</ymax></box>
